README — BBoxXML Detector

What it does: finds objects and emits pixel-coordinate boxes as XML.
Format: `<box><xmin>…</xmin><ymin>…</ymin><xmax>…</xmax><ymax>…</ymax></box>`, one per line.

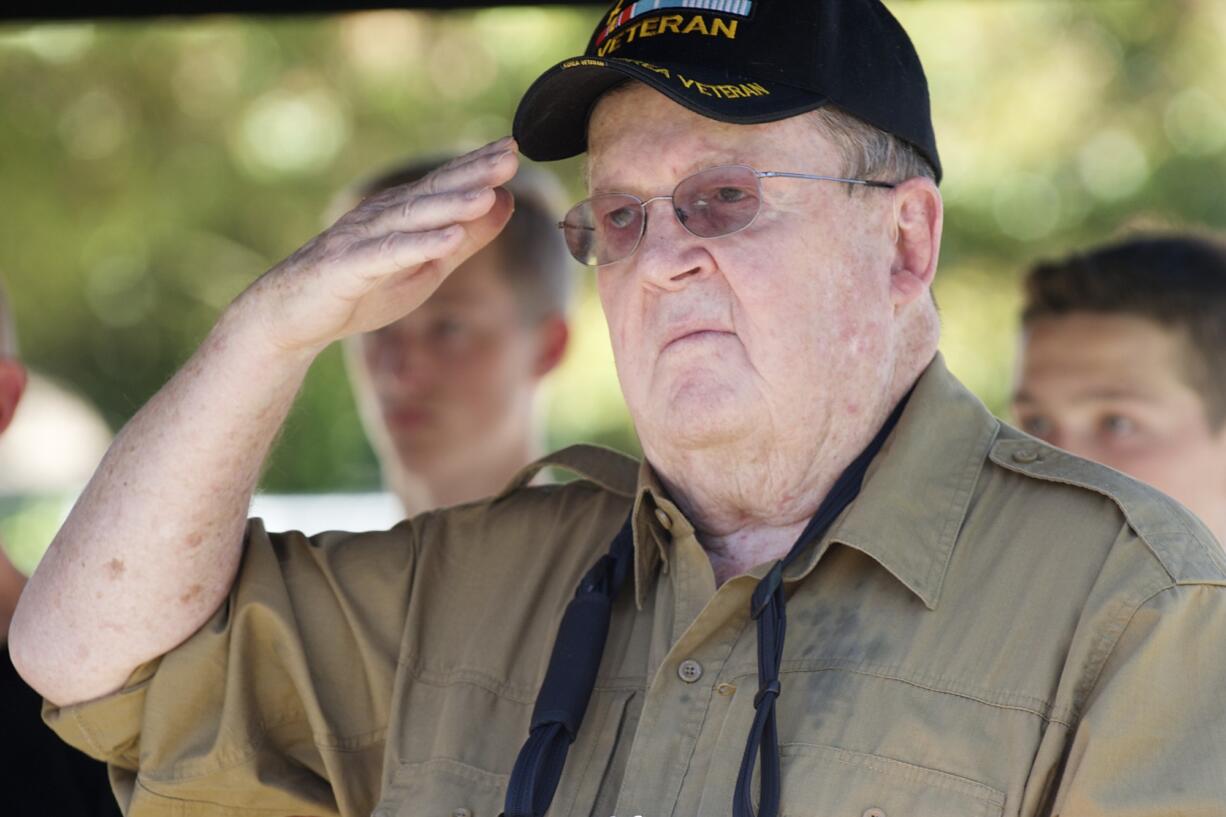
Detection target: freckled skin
<box><xmin>105</xmin><ymin>558</ymin><xmax>125</xmax><ymax>578</ymax></box>
<box><xmin>178</xmin><ymin>584</ymin><xmax>204</xmax><ymax>606</ymax></box>
<box><xmin>587</xmin><ymin>85</ymin><xmax>942</xmax><ymax>581</ymax></box>
<box><xmin>9</xmin><ymin>138</ymin><xmax>526</xmax><ymax>706</ymax></box>
<box><xmin>1014</xmin><ymin>313</ymin><xmax>1226</xmax><ymax>545</ymax></box>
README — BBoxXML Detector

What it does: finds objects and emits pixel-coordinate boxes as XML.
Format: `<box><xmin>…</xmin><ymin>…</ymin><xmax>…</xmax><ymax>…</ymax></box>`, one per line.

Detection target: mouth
<box><xmin>382</xmin><ymin>405</ymin><xmax>434</xmax><ymax>431</ymax></box>
<box><xmin>662</xmin><ymin>327</ymin><xmax>735</xmax><ymax>352</ymax></box>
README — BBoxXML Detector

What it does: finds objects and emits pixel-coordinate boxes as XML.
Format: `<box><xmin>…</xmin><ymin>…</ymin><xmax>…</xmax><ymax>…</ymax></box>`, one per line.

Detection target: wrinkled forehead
<box><xmin>584</xmin><ymin>82</ymin><xmax>827</xmax><ymax>193</ymax></box>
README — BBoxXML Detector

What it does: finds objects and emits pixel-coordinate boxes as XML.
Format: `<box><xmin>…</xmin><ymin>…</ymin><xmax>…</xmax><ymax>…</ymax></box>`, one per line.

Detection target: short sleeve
<box><xmin>1048</xmin><ymin>582</ymin><xmax>1226</xmax><ymax>816</ymax></box>
<box><xmin>43</xmin><ymin>518</ymin><xmax>418</xmax><ymax>817</ymax></box>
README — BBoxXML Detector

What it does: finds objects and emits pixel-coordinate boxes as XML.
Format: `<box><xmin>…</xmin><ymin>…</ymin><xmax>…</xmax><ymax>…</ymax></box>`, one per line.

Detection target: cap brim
<box><xmin>514</xmin><ymin>57</ymin><xmax>828</xmax><ymax>162</ymax></box>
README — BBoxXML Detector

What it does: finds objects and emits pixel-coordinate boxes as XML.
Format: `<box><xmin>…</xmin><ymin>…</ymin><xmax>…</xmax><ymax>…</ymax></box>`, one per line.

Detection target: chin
<box><xmin>394</xmin><ymin>437</ymin><xmax>448</xmax><ymax>470</ymax></box>
<box><xmin>653</xmin><ymin>375</ymin><xmax>758</xmax><ymax>449</ymax></box>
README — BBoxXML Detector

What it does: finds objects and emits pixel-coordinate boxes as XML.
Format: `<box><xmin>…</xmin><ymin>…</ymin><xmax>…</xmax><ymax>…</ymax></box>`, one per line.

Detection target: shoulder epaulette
<box><xmin>497</xmin><ymin>443</ymin><xmax>640</xmax><ymax>499</ymax></box>
<box><xmin>990</xmin><ymin>432</ymin><xmax>1226</xmax><ymax>585</ymax></box>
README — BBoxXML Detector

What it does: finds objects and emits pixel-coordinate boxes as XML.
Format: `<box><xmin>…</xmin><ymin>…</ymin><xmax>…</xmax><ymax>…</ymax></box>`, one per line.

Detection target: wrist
<box><xmin>211</xmin><ymin>295</ymin><xmax>324</xmax><ymax>376</ymax></box>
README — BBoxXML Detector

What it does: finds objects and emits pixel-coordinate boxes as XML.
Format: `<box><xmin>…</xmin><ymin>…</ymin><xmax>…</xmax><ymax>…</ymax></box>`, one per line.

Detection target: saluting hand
<box><xmin>231</xmin><ymin>137</ymin><xmax>520</xmax><ymax>358</ymax></box>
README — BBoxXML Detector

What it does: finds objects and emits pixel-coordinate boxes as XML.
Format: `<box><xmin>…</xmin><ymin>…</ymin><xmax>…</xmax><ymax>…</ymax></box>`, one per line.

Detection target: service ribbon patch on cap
<box><xmin>595</xmin><ymin>0</ymin><xmax>756</xmax><ymax>56</ymax></box>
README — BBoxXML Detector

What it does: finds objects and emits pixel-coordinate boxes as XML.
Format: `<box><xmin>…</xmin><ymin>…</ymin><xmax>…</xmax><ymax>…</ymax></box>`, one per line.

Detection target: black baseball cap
<box><xmin>513</xmin><ymin>0</ymin><xmax>941</xmax><ymax>182</ymax></box>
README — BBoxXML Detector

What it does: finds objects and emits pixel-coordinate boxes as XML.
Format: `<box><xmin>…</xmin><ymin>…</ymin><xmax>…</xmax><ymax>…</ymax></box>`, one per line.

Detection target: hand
<box><xmin>231</xmin><ymin>138</ymin><xmax>520</xmax><ymax>358</ymax></box>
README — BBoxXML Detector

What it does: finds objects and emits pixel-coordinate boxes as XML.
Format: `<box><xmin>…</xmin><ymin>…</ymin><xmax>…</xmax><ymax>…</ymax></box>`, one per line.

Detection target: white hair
<box><xmin>808</xmin><ymin>106</ymin><xmax>936</xmax><ymax>185</ymax></box>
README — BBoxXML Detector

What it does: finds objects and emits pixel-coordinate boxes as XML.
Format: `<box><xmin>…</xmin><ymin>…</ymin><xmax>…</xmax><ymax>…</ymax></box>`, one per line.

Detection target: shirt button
<box><xmin>1012</xmin><ymin>448</ymin><xmax>1042</xmax><ymax>464</ymax></box>
<box><xmin>677</xmin><ymin>659</ymin><xmax>703</xmax><ymax>683</ymax></box>
<box><xmin>452</xmin><ymin>809</ymin><xmax>472</xmax><ymax>817</ymax></box>
<box><xmin>862</xmin><ymin>809</ymin><xmax>887</xmax><ymax>817</ymax></box>
<box><xmin>654</xmin><ymin>508</ymin><xmax>674</xmax><ymax>530</ymax></box>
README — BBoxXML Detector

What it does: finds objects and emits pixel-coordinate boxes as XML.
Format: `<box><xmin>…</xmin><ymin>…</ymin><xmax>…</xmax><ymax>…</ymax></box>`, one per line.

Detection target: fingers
<box><xmin>356</xmin><ymin>184</ymin><xmax>501</xmax><ymax>241</ymax></box>
<box><xmin>419</xmin><ymin>145</ymin><xmax>519</xmax><ymax>197</ymax></box>
<box><xmin>354</xmin><ymin>138</ymin><xmax>518</xmax><ymax>215</ymax></box>
<box><xmin>343</xmin><ymin>187</ymin><xmax>515</xmax><ymax>284</ymax></box>
<box><xmin>252</xmin><ymin>138</ymin><xmax>521</xmax><ymax>349</ymax></box>
<box><xmin>339</xmin><ymin>141</ymin><xmax>518</xmax><ymax>246</ymax></box>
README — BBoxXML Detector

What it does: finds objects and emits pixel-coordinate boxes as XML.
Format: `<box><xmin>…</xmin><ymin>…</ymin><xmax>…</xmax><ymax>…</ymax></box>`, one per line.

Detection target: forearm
<box><xmin>11</xmin><ymin>139</ymin><xmax>518</xmax><ymax>706</ymax></box>
<box><xmin>10</xmin><ymin>307</ymin><xmax>314</xmax><ymax>705</ymax></box>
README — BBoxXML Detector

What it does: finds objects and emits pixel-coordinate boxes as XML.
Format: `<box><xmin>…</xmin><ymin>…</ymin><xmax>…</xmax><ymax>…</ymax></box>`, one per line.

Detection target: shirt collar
<box><xmin>815</xmin><ymin>353</ymin><xmax>1000</xmax><ymax>609</ymax></box>
<box><xmin>632</xmin><ymin>463</ymin><xmax>685</xmax><ymax>609</ymax></box>
<box><xmin>631</xmin><ymin>353</ymin><xmax>1000</xmax><ymax>611</ymax></box>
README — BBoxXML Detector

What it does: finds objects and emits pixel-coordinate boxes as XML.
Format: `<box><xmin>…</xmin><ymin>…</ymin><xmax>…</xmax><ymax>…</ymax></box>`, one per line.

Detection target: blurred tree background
<box><xmin>1</xmin><ymin>1</ymin><xmax>1225</xmax><ymax>562</ymax></box>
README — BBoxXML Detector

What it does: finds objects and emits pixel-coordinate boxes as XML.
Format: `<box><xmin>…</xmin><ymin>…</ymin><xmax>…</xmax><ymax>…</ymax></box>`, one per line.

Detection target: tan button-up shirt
<box><xmin>46</xmin><ymin>356</ymin><xmax>1226</xmax><ymax>817</ymax></box>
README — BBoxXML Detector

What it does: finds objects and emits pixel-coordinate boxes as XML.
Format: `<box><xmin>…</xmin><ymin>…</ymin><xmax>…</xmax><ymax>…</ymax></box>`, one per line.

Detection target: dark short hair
<box><xmin>350</xmin><ymin>157</ymin><xmax>573</xmax><ymax>322</ymax></box>
<box><xmin>1022</xmin><ymin>232</ymin><xmax>1226</xmax><ymax>425</ymax></box>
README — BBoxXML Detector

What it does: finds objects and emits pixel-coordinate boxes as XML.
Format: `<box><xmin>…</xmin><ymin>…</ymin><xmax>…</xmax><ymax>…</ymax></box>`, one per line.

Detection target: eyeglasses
<box><xmin>558</xmin><ymin>163</ymin><xmax>896</xmax><ymax>267</ymax></box>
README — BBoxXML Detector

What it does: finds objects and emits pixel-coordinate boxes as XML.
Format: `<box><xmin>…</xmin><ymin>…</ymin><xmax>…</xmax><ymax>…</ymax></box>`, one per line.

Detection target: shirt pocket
<box><xmin>778</xmin><ymin>743</ymin><xmax>1006</xmax><ymax>817</ymax></box>
<box><xmin>377</xmin><ymin>757</ymin><xmax>506</xmax><ymax>817</ymax></box>
<box><xmin>553</xmin><ymin>689</ymin><xmax>638</xmax><ymax>817</ymax></box>
<box><xmin>374</xmin><ymin>690</ymin><xmax>637</xmax><ymax>817</ymax></box>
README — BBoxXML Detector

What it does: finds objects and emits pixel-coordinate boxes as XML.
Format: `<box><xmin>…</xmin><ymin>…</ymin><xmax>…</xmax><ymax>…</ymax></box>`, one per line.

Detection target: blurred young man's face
<box><xmin>0</xmin><ymin>310</ymin><xmax>25</xmax><ymax>435</ymax></box>
<box><xmin>1013</xmin><ymin>312</ymin><xmax>1226</xmax><ymax>540</ymax></box>
<box><xmin>357</xmin><ymin>243</ymin><xmax>560</xmax><ymax>479</ymax></box>
<box><xmin>0</xmin><ymin>358</ymin><xmax>24</xmax><ymax>436</ymax></box>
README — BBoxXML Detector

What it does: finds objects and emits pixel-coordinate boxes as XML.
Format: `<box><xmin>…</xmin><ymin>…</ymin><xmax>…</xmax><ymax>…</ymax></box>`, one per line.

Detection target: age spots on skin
<box><xmin>179</xmin><ymin>583</ymin><xmax>204</xmax><ymax>605</ymax></box>
<box><xmin>105</xmin><ymin>558</ymin><xmax>125</xmax><ymax>579</ymax></box>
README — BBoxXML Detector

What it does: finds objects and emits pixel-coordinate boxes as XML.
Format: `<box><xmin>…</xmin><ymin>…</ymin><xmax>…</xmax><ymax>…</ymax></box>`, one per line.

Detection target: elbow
<box><xmin>8</xmin><ymin>598</ymin><xmax>46</xmax><ymax>694</ymax></box>
<box><xmin>8</xmin><ymin>594</ymin><xmax>79</xmax><ymax>706</ymax></box>
<box><xmin>8</xmin><ymin>595</ymin><xmax>54</xmax><ymax>699</ymax></box>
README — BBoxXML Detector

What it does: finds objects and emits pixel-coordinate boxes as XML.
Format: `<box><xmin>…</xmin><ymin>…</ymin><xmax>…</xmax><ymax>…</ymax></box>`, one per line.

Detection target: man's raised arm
<box><xmin>9</xmin><ymin>139</ymin><xmax>520</xmax><ymax>706</ymax></box>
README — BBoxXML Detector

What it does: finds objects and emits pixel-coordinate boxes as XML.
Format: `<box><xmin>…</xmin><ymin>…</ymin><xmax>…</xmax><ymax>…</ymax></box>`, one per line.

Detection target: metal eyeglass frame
<box><xmin>557</xmin><ymin>164</ymin><xmax>898</xmax><ymax>267</ymax></box>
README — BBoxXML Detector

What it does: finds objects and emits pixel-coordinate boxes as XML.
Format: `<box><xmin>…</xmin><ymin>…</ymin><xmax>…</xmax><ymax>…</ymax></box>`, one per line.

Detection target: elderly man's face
<box><xmin>587</xmin><ymin>86</ymin><xmax>900</xmax><ymax>459</ymax></box>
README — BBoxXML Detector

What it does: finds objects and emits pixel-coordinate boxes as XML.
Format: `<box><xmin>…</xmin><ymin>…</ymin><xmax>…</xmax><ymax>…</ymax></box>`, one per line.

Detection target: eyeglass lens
<box><xmin>562</xmin><ymin>164</ymin><xmax>763</xmax><ymax>266</ymax></box>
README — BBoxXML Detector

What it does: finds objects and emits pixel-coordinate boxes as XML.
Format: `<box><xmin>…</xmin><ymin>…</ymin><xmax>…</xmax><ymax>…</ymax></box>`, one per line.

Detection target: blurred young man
<box><xmin>342</xmin><ymin>160</ymin><xmax>573</xmax><ymax>513</ymax></box>
<box><xmin>1013</xmin><ymin>232</ymin><xmax>1226</xmax><ymax>544</ymax></box>
<box><xmin>0</xmin><ymin>277</ymin><xmax>120</xmax><ymax>817</ymax></box>
<box><xmin>0</xmin><ymin>277</ymin><xmax>27</xmax><ymax>642</ymax></box>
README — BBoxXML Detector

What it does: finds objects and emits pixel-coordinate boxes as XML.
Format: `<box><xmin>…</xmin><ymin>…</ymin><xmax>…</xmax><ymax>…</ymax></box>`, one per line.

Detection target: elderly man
<box><xmin>12</xmin><ymin>2</ymin><xmax>1226</xmax><ymax>816</ymax></box>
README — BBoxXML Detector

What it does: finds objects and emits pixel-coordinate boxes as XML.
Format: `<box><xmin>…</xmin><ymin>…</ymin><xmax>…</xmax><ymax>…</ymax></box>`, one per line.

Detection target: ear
<box><xmin>888</xmin><ymin>177</ymin><xmax>943</xmax><ymax>309</ymax></box>
<box><xmin>532</xmin><ymin>314</ymin><xmax>570</xmax><ymax>378</ymax></box>
<box><xmin>0</xmin><ymin>359</ymin><xmax>27</xmax><ymax>436</ymax></box>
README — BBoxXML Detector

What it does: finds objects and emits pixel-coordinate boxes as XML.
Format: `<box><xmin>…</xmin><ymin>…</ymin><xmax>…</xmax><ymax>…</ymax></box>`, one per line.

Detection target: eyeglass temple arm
<box><xmin>757</xmin><ymin>171</ymin><xmax>896</xmax><ymax>189</ymax></box>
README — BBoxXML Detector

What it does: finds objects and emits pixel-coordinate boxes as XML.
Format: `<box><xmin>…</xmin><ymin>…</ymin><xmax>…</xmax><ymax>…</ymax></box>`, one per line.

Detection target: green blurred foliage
<box><xmin>0</xmin><ymin>1</ymin><xmax>1224</xmax><ymax>497</ymax></box>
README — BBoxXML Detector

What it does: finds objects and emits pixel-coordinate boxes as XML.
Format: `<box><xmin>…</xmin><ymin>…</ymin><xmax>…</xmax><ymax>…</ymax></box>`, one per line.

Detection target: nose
<box><xmin>631</xmin><ymin>197</ymin><xmax>715</xmax><ymax>291</ymax></box>
<box><xmin>368</xmin><ymin>334</ymin><xmax>435</xmax><ymax>394</ymax></box>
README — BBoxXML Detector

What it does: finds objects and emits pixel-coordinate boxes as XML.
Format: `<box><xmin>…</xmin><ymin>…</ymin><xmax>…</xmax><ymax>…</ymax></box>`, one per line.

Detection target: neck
<box><xmin>650</xmin><ymin>332</ymin><xmax>937</xmax><ymax>585</ymax></box>
<box><xmin>652</xmin><ymin>416</ymin><xmax>890</xmax><ymax>585</ymax></box>
<box><xmin>390</xmin><ymin>430</ymin><xmax>543</xmax><ymax>516</ymax></box>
